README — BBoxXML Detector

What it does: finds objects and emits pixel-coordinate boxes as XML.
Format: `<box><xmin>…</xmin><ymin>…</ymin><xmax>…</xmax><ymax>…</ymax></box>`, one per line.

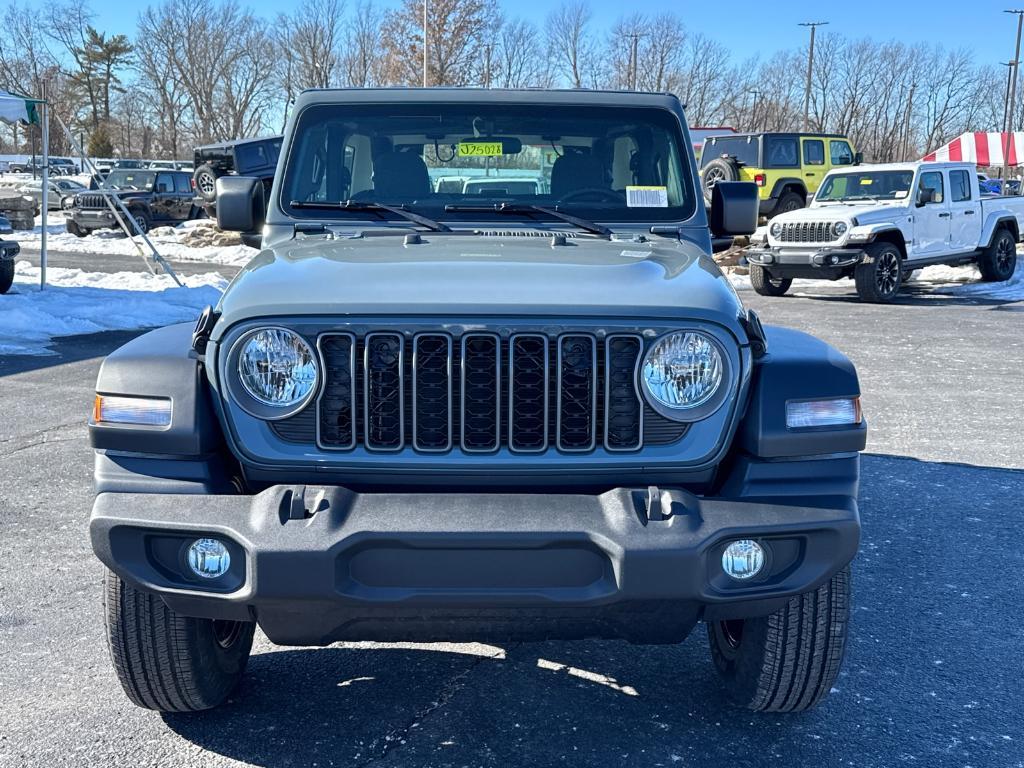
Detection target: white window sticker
<box><xmin>626</xmin><ymin>185</ymin><xmax>668</xmax><ymax>208</ymax></box>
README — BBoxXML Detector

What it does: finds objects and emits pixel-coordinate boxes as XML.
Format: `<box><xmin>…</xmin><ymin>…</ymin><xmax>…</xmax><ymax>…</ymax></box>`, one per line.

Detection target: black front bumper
<box><xmin>746</xmin><ymin>245</ymin><xmax>865</xmax><ymax>279</ymax></box>
<box><xmin>71</xmin><ymin>209</ymin><xmax>117</xmax><ymax>230</ymax></box>
<box><xmin>90</xmin><ymin>484</ymin><xmax>859</xmax><ymax>645</ymax></box>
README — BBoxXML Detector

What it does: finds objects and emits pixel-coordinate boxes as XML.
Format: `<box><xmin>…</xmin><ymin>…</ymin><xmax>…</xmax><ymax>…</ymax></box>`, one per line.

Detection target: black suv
<box><xmin>65</xmin><ymin>169</ymin><xmax>197</xmax><ymax>237</ymax></box>
<box><xmin>192</xmin><ymin>136</ymin><xmax>282</xmax><ymax>212</ymax></box>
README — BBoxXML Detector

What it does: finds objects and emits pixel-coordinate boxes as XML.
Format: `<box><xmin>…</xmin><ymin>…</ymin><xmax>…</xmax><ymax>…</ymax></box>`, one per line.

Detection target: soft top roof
<box><xmin>291</xmin><ymin>87</ymin><xmax>684</xmax><ymax>112</ymax></box>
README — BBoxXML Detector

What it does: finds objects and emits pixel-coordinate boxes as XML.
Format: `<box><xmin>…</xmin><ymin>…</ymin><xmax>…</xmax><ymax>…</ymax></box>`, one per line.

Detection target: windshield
<box><xmin>817</xmin><ymin>170</ymin><xmax>914</xmax><ymax>202</ymax></box>
<box><xmin>281</xmin><ymin>103</ymin><xmax>694</xmax><ymax>224</ymax></box>
<box><xmin>106</xmin><ymin>170</ymin><xmax>157</xmax><ymax>190</ymax></box>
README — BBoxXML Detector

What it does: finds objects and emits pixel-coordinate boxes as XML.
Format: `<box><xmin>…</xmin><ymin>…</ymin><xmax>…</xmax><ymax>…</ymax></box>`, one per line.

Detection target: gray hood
<box><xmin>213</xmin><ymin>233</ymin><xmax>746</xmax><ymax>339</ymax></box>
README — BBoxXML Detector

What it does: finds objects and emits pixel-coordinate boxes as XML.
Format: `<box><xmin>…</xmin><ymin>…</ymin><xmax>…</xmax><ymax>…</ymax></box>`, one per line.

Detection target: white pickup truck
<box><xmin>745</xmin><ymin>160</ymin><xmax>1024</xmax><ymax>301</ymax></box>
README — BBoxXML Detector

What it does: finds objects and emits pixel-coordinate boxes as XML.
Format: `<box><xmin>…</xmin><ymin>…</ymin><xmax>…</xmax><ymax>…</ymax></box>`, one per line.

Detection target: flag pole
<box><xmin>39</xmin><ymin>80</ymin><xmax>48</xmax><ymax>290</ymax></box>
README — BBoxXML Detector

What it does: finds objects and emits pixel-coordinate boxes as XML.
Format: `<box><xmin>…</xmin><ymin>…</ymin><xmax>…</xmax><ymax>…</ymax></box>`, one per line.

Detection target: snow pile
<box><xmin>9</xmin><ymin>212</ymin><xmax>257</xmax><ymax>266</ymax></box>
<box><xmin>933</xmin><ymin>261</ymin><xmax>1024</xmax><ymax>300</ymax></box>
<box><xmin>1</xmin><ymin>260</ymin><xmax>227</xmax><ymax>355</ymax></box>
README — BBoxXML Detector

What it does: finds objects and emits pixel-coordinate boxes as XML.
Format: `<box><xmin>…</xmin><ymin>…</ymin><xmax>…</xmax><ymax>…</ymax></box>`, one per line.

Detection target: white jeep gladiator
<box><xmin>745</xmin><ymin>160</ymin><xmax>1023</xmax><ymax>301</ymax></box>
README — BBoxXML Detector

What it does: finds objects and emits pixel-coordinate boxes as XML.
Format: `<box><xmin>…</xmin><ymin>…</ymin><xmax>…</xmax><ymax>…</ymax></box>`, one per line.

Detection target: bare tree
<box><xmin>546</xmin><ymin>0</ymin><xmax>597</xmax><ymax>89</ymax></box>
<box><xmin>494</xmin><ymin>18</ymin><xmax>551</xmax><ymax>88</ymax></box>
<box><xmin>381</xmin><ymin>0</ymin><xmax>497</xmax><ymax>86</ymax></box>
<box><xmin>340</xmin><ymin>0</ymin><xmax>390</xmax><ymax>87</ymax></box>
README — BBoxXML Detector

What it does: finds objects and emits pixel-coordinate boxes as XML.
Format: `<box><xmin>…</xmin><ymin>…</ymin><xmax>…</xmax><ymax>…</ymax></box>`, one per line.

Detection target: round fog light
<box><xmin>722</xmin><ymin>539</ymin><xmax>765</xmax><ymax>580</ymax></box>
<box><xmin>187</xmin><ymin>538</ymin><xmax>231</xmax><ymax>579</ymax></box>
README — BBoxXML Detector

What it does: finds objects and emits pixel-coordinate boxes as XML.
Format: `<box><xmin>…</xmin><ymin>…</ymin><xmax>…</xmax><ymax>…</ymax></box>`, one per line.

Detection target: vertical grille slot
<box><xmin>317</xmin><ymin>333</ymin><xmax>356</xmax><ymax>449</ymax></box>
<box><xmin>557</xmin><ymin>334</ymin><xmax>597</xmax><ymax>451</ymax></box>
<box><xmin>508</xmin><ymin>334</ymin><xmax>549</xmax><ymax>452</ymax></box>
<box><xmin>460</xmin><ymin>333</ymin><xmax>500</xmax><ymax>452</ymax></box>
<box><xmin>412</xmin><ymin>334</ymin><xmax>452</xmax><ymax>451</ymax></box>
<box><xmin>604</xmin><ymin>335</ymin><xmax>643</xmax><ymax>451</ymax></box>
<box><xmin>364</xmin><ymin>332</ymin><xmax>404</xmax><ymax>450</ymax></box>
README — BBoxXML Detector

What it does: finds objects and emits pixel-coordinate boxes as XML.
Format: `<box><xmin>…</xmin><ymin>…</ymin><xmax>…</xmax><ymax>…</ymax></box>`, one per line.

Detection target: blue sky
<box><xmin>46</xmin><ymin>0</ymin><xmax>1011</xmax><ymax>68</ymax></box>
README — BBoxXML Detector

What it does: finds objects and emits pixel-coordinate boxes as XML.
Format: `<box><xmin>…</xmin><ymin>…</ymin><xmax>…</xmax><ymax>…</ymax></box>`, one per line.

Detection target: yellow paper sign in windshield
<box><xmin>458</xmin><ymin>141</ymin><xmax>503</xmax><ymax>157</ymax></box>
<box><xmin>859</xmin><ymin>178</ymin><xmax>874</xmax><ymax>185</ymax></box>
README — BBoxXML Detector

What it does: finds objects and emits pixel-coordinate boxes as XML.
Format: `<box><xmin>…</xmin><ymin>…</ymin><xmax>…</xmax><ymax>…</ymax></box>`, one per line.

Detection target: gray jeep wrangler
<box><xmin>89</xmin><ymin>89</ymin><xmax>865</xmax><ymax>714</ymax></box>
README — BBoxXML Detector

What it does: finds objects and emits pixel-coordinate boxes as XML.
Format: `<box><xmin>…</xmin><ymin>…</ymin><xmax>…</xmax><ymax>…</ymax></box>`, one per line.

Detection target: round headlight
<box><xmin>641</xmin><ymin>332</ymin><xmax>724</xmax><ymax>414</ymax></box>
<box><xmin>236</xmin><ymin>327</ymin><xmax>318</xmax><ymax>409</ymax></box>
<box><xmin>833</xmin><ymin>221</ymin><xmax>848</xmax><ymax>237</ymax></box>
<box><xmin>769</xmin><ymin>221</ymin><xmax>783</xmax><ymax>237</ymax></box>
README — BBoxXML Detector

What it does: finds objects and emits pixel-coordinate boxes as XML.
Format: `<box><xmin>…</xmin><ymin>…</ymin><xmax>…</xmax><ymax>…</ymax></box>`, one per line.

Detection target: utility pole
<box><xmin>1004</xmin><ymin>10</ymin><xmax>1024</xmax><ymax>190</ymax></box>
<box><xmin>422</xmin><ymin>0</ymin><xmax>428</xmax><ymax>87</ymax></box>
<box><xmin>799</xmin><ymin>21</ymin><xmax>828</xmax><ymax>131</ymax></box>
<box><xmin>482</xmin><ymin>44</ymin><xmax>493</xmax><ymax>88</ymax></box>
<box><xmin>628</xmin><ymin>33</ymin><xmax>641</xmax><ymax>91</ymax></box>
<box><xmin>747</xmin><ymin>89</ymin><xmax>761</xmax><ymax>132</ymax></box>
<box><xmin>901</xmin><ymin>82</ymin><xmax>916</xmax><ymax>161</ymax></box>
<box><xmin>1000</xmin><ymin>60</ymin><xmax>1016</xmax><ymax>179</ymax></box>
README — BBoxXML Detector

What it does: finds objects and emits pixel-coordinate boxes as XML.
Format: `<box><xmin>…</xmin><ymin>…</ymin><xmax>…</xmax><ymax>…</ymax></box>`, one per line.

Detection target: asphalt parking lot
<box><xmin>1</xmin><ymin>265</ymin><xmax>1022</xmax><ymax>768</ymax></box>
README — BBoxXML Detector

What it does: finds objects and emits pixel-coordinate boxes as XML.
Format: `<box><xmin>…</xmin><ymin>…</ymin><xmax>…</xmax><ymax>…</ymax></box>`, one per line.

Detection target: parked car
<box><xmin>0</xmin><ymin>236</ymin><xmax>19</xmax><ymax>293</ymax></box>
<box><xmin>462</xmin><ymin>177</ymin><xmax>543</xmax><ymax>195</ymax></box>
<box><xmin>113</xmin><ymin>159</ymin><xmax>146</xmax><ymax>170</ymax></box>
<box><xmin>147</xmin><ymin>160</ymin><xmax>193</xmax><ymax>172</ymax></box>
<box><xmin>700</xmin><ymin>132</ymin><xmax>861</xmax><ymax>218</ymax></box>
<box><xmin>192</xmin><ymin>136</ymin><xmax>282</xmax><ymax>211</ymax></box>
<box><xmin>50</xmin><ymin>157</ymin><xmax>79</xmax><ymax>175</ymax></box>
<box><xmin>8</xmin><ymin>158</ymin><xmax>45</xmax><ymax>174</ymax></box>
<box><xmin>745</xmin><ymin>160</ymin><xmax>1023</xmax><ymax>301</ymax></box>
<box><xmin>17</xmin><ymin>178</ymin><xmax>86</xmax><ymax>210</ymax></box>
<box><xmin>88</xmin><ymin>88</ymin><xmax>865</xmax><ymax>717</ymax></box>
<box><xmin>65</xmin><ymin>168</ymin><xmax>197</xmax><ymax>236</ymax></box>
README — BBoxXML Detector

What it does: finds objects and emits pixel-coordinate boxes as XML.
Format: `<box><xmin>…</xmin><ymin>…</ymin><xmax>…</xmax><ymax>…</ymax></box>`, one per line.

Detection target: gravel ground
<box><xmin>1</xmin><ymin>267</ymin><xmax>1022</xmax><ymax>768</ymax></box>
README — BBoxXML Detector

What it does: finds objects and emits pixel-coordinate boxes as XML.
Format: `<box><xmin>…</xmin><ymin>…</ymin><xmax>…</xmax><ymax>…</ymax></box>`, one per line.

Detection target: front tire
<box><xmin>978</xmin><ymin>228</ymin><xmax>1017</xmax><ymax>282</ymax></box>
<box><xmin>749</xmin><ymin>264</ymin><xmax>792</xmax><ymax>296</ymax></box>
<box><xmin>708</xmin><ymin>566</ymin><xmax>851</xmax><ymax>713</ymax></box>
<box><xmin>0</xmin><ymin>260</ymin><xmax>13</xmax><ymax>294</ymax></box>
<box><xmin>854</xmin><ymin>242</ymin><xmax>903</xmax><ymax>302</ymax></box>
<box><xmin>104</xmin><ymin>570</ymin><xmax>255</xmax><ymax>712</ymax></box>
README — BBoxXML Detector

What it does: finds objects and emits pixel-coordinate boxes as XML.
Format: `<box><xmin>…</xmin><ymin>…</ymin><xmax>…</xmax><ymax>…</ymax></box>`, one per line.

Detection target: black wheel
<box><xmin>104</xmin><ymin>570</ymin><xmax>255</xmax><ymax>712</ymax></box>
<box><xmin>772</xmin><ymin>191</ymin><xmax>805</xmax><ymax>216</ymax></box>
<box><xmin>854</xmin><ymin>242</ymin><xmax>903</xmax><ymax>302</ymax></box>
<box><xmin>65</xmin><ymin>219</ymin><xmax>87</xmax><ymax>238</ymax></box>
<box><xmin>702</xmin><ymin>157</ymin><xmax>739</xmax><ymax>201</ymax></box>
<box><xmin>0</xmin><ymin>259</ymin><xmax>13</xmax><ymax>294</ymax></box>
<box><xmin>708</xmin><ymin>566</ymin><xmax>851</xmax><ymax>713</ymax></box>
<box><xmin>749</xmin><ymin>264</ymin><xmax>792</xmax><ymax>296</ymax></box>
<box><xmin>193</xmin><ymin>164</ymin><xmax>221</xmax><ymax>203</ymax></box>
<box><xmin>901</xmin><ymin>268</ymin><xmax>917</xmax><ymax>283</ymax></box>
<box><xmin>978</xmin><ymin>228</ymin><xmax>1017</xmax><ymax>282</ymax></box>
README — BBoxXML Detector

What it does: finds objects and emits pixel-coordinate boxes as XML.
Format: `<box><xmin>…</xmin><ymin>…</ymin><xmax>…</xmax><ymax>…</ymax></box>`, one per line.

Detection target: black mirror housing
<box><xmin>216</xmin><ymin>176</ymin><xmax>266</xmax><ymax>233</ymax></box>
<box><xmin>916</xmin><ymin>188</ymin><xmax>935</xmax><ymax>207</ymax></box>
<box><xmin>854</xmin><ymin>152</ymin><xmax>864</xmax><ymax>165</ymax></box>
<box><xmin>709</xmin><ymin>181</ymin><xmax>758</xmax><ymax>237</ymax></box>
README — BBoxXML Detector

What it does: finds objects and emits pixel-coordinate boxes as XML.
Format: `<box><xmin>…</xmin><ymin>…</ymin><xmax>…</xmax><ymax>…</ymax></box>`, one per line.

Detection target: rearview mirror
<box><xmin>457</xmin><ymin>137</ymin><xmax>523</xmax><ymax>156</ymax></box>
<box><xmin>709</xmin><ymin>181</ymin><xmax>758</xmax><ymax>237</ymax></box>
<box><xmin>216</xmin><ymin>176</ymin><xmax>265</xmax><ymax>234</ymax></box>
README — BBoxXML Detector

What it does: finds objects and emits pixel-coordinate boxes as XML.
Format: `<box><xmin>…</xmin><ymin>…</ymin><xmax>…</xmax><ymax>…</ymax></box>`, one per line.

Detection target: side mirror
<box><xmin>709</xmin><ymin>181</ymin><xmax>758</xmax><ymax>237</ymax></box>
<box><xmin>854</xmin><ymin>152</ymin><xmax>864</xmax><ymax>165</ymax></box>
<box><xmin>916</xmin><ymin>188</ymin><xmax>935</xmax><ymax>207</ymax></box>
<box><xmin>216</xmin><ymin>176</ymin><xmax>265</xmax><ymax>233</ymax></box>
<box><xmin>156</xmin><ymin>183</ymin><xmax>168</xmax><ymax>193</ymax></box>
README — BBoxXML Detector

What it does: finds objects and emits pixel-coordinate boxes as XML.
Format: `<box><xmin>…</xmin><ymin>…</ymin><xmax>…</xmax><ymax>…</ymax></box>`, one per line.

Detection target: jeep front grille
<box><xmin>76</xmin><ymin>193</ymin><xmax>110</xmax><ymax>209</ymax></box>
<box><xmin>281</xmin><ymin>330</ymin><xmax>686</xmax><ymax>454</ymax></box>
<box><xmin>776</xmin><ymin>221</ymin><xmax>837</xmax><ymax>243</ymax></box>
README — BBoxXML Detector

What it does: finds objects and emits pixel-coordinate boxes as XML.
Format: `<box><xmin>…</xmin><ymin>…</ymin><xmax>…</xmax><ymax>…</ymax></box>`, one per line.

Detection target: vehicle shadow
<box><xmin>0</xmin><ymin>329</ymin><xmax>143</xmax><ymax>377</ymax></box>
<box><xmin>160</xmin><ymin>454</ymin><xmax>1024</xmax><ymax>768</ymax></box>
<box><xmin>784</xmin><ymin>282</ymin><xmax>1017</xmax><ymax>307</ymax></box>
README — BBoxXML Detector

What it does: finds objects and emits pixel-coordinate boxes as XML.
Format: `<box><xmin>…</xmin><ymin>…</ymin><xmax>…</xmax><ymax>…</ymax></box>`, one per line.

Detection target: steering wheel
<box><xmin>556</xmin><ymin>188</ymin><xmax>624</xmax><ymax>205</ymax></box>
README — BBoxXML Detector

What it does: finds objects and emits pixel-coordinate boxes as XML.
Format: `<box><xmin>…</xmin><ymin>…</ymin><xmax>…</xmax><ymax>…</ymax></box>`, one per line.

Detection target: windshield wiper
<box><xmin>290</xmin><ymin>200</ymin><xmax>450</xmax><ymax>232</ymax></box>
<box><xmin>444</xmin><ymin>202</ymin><xmax>612</xmax><ymax>238</ymax></box>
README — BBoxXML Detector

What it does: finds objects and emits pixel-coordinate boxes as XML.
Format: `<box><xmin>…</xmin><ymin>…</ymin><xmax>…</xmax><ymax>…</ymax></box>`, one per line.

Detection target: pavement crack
<box><xmin>353</xmin><ymin>644</ymin><xmax>512</xmax><ymax>767</ymax></box>
<box><xmin>0</xmin><ymin>421</ymin><xmax>86</xmax><ymax>457</ymax></box>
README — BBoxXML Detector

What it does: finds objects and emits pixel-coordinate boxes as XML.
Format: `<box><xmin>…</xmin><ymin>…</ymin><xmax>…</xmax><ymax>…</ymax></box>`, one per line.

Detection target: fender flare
<box><xmin>980</xmin><ymin>213</ymin><xmax>1020</xmax><ymax>248</ymax></box>
<box><xmin>768</xmin><ymin>177</ymin><xmax>807</xmax><ymax>200</ymax></box>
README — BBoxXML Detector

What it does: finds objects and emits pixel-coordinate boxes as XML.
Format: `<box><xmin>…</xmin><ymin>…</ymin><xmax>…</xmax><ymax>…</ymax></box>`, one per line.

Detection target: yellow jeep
<box><xmin>700</xmin><ymin>132</ymin><xmax>861</xmax><ymax>218</ymax></box>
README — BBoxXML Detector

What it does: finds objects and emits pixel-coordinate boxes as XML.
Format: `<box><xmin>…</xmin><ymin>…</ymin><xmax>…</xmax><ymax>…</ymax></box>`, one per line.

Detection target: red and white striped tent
<box><xmin>923</xmin><ymin>131</ymin><xmax>1024</xmax><ymax>166</ymax></box>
